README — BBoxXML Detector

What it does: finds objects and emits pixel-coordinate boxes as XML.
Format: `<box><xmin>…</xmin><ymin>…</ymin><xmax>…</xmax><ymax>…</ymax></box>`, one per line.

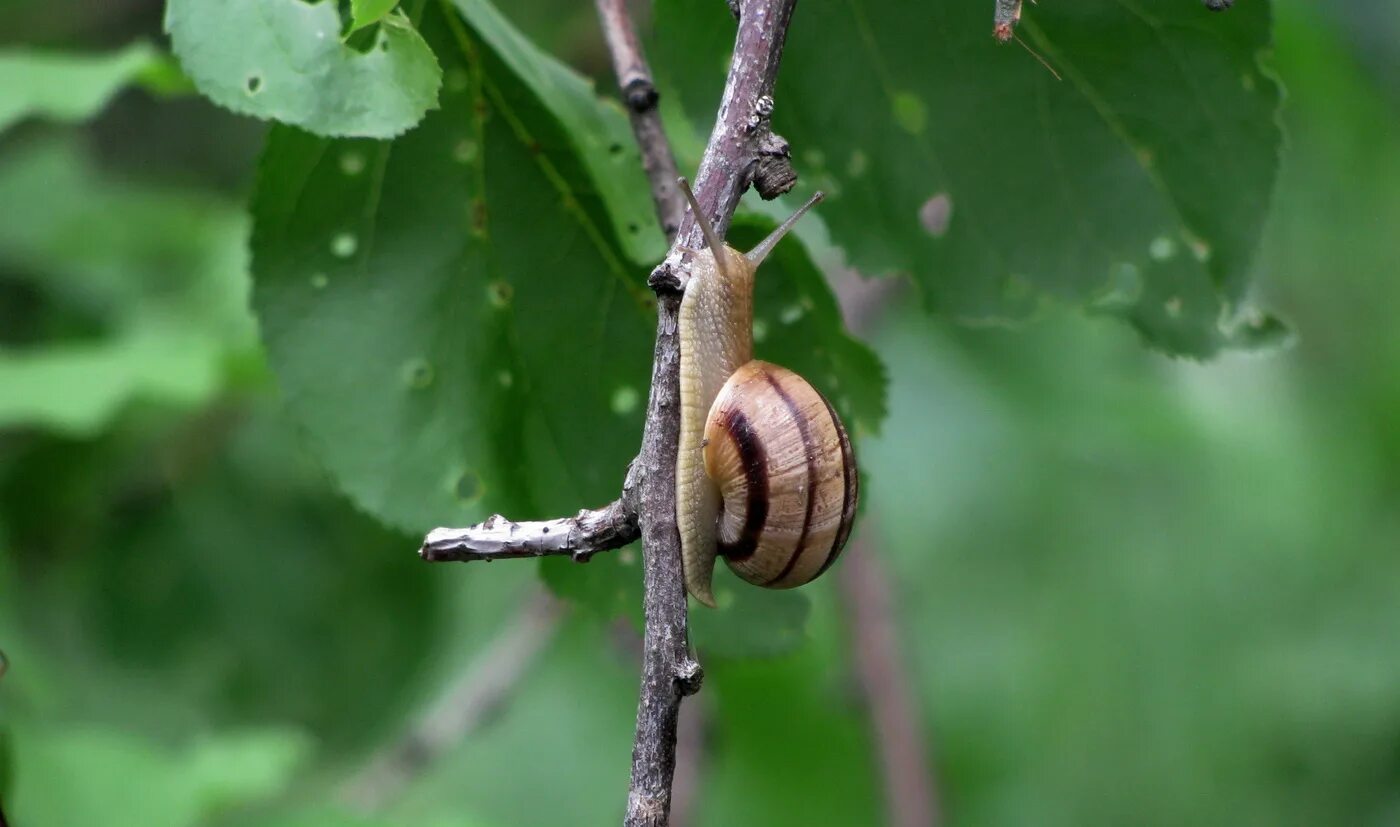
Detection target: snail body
<box><xmin>675</xmin><ymin>180</ymin><xmax>858</xmax><ymax>607</ymax></box>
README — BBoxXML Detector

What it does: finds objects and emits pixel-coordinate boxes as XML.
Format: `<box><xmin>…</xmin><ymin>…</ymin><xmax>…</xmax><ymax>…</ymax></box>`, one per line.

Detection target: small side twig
<box><xmin>596</xmin><ymin>0</ymin><xmax>685</xmax><ymax>241</ymax></box>
<box><xmin>343</xmin><ymin>590</ymin><xmax>565</xmax><ymax>812</ymax></box>
<box><xmin>420</xmin><ymin>498</ymin><xmax>638</xmax><ymax>563</ymax></box>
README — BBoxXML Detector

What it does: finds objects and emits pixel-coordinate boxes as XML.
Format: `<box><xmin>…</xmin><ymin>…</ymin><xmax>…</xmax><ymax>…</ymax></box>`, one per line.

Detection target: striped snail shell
<box><xmin>674</xmin><ymin>178</ymin><xmax>858</xmax><ymax>607</ymax></box>
<box><xmin>704</xmin><ymin>360</ymin><xmax>858</xmax><ymax>591</ymax></box>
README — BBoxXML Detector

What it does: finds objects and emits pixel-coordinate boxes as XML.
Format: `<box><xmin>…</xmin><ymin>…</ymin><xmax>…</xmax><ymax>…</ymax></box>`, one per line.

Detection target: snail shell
<box><xmin>704</xmin><ymin>360</ymin><xmax>858</xmax><ymax>590</ymax></box>
<box><xmin>672</xmin><ymin>178</ymin><xmax>857</xmax><ymax>607</ymax></box>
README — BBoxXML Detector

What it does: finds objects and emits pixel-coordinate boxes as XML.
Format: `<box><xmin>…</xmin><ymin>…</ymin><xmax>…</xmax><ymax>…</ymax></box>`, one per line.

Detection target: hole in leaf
<box><xmin>246</xmin><ymin>75</ymin><xmax>263</xmax><ymax>94</ymax></box>
<box><xmin>608</xmin><ymin>143</ymin><xmax>624</xmax><ymax>156</ymax></box>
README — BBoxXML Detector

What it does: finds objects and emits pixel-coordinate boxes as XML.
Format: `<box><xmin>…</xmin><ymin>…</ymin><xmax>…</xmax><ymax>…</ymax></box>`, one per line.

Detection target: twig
<box><xmin>830</xmin><ymin>273</ymin><xmax>941</xmax><ymax>826</ymax></box>
<box><xmin>627</xmin><ymin>2</ymin><xmax>800</xmax><ymax>823</ymax></box>
<box><xmin>595</xmin><ymin>0</ymin><xmax>685</xmax><ymax>241</ymax></box>
<box><xmin>420</xmin><ymin>497</ymin><xmax>638</xmax><ymax>563</ymax></box>
<box><xmin>343</xmin><ymin>590</ymin><xmax>565</xmax><ymax>812</ymax></box>
<box><xmin>993</xmin><ymin>0</ymin><xmax>1022</xmax><ymax>42</ymax></box>
<box><xmin>669</xmin><ymin>696</ymin><xmax>707</xmax><ymax>827</ymax></box>
<box><xmin>839</xmin><ymin>538</ymin><xmax>941</xmax><ymax>827</ymax></box>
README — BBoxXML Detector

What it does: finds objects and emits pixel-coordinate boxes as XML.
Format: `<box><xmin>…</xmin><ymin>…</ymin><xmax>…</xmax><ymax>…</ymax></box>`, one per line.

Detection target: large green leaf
<box><xmin>450</xmin><ymin>0</ymin><xmax>666</xmax><ymax>264</ymax></box>
<box><xmin>252</xmin><ymin>1</ymin><xmax>884</xmax><ymax>545</ymax></box>
<box><xmin>656</xmin><ymin>0</ymin><xmax>1285</xmax><ymax>357</ymax></box>
<box><xmin>252</xmin><ymin>0</ymin><xmax>653</xmax><ymax>533</ymax></box>
<box><xmin>165</xmin><ymin>0</ymin><xmax>441</xmax><ymax>138</ymax></box>
<box><xmin>0</xmin><ymin>44</ymin><xmax>158</xmax><ymax>134</ymax></box>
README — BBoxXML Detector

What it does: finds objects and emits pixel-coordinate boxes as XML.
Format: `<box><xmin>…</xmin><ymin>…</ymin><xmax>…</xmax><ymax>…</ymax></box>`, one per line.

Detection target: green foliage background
<box><xmin>2</xmin><ymin>0</ymin><xmax>1399</xmax><ymax>824</ymax></box>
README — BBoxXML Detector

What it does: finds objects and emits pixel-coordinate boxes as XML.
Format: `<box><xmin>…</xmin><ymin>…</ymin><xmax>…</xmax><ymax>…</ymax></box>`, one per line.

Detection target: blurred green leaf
<box><xmin>0</xmin><ymin>724</ymin><xmax>12</xmax><ymax>803</ymax></box>
<box><xmin>8</xmin><ymin>727</ymin><xmax>309</xmax><ymax>827</ymax></box>
<box><xmin>656</xmin><ymin>0</ymin><xmax>1283</xmax><ymax>357</ymax></box>
<box><xmin>388</xmin><ymin>621</ymin><xmax>636</xmax><ymax>827</ymax></box>
<box><xmin>450</xmin><ymin>0</ymin><xmax>666</xmax><ymax>265</ymax></box>
<box><xmin>255</xmin><ymin>805</ymin><xmax>495</xmax><ymax>827</ymax></box>
<box><xmin>134</xmin><ymin>54</ymin><xmax>198</xmax><ymax>97</ymax></box>
<box><xmin>690</xmin><ymin>567</ymin><xmax>811</xmax><ymax>658</ymax></box>
<box><xmin>351</xmin><ymin>0</ymin><xmax>402</xmax><ymax>33</ymax></box>
<box><xmin>164</xmin><ymin>0</ymin><xmax>441</xmax><ymax>138</ymax></box>
<box><xmin>0</xmin><ymin>329</ymin><xmax>225</xmax><ymax>435</ymax></box>
<box><xmin>702</xmin><ymin>629</ymin><xmax>881</xmax><ymax>826</ymax></box>
<box><xmin>0</xmin><ymin>398</ymin><xmax>444</xmax><ymax>748</ymax></box>
<box><xmin>540</xmin><ymin>551</ymin><xmax>644</xmax><ymax>627</ymax></box>
<box><xmin>0</xmin><ymin>140</ymin><xmax>252</xmax><ymax>433</ymax></box>
<box><xmin>0</xmin><ymin>43</ymin><xmax>157</xmax><ymax>134</ymax></box>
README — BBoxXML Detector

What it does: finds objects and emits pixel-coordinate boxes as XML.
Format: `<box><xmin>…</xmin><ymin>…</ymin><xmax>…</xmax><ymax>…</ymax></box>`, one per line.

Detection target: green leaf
<box><xmin>0</xmin><ymin>331</ymin><xmax>227</xmax><ymax>435</ymax></box>
<box><xmin>7</xmin><ymin>727</ymin><xmax>310</xmax><ymax>827</ymax></box>
<box><xmin>690</xmin><ymin>568</ymin><xmax>811</xmax><ymax>658</ymax></box>
<box><xmin>252</xmin><ymin>0</ymin><xmax>653</xmax><ymax>533</ymax></box>
<box><xmin>0</xmin><ymin>43</ymin><xmax>157</xmax><ymax>133</ymax></box>
<box><xmin>351</xmin><ymin>0</ymin><xmax>402</xmax><ymax>33</ymax></box>
<box><xmin>0</xmin><ymin>393</ymin><xmax>446</xmax><ymax>746</ymax></box>
<box><xmin>540</xmin><ymin>551</ymin><xmax>643</xmax><ymax>628</ymax></box>
<box><xmin>254</xmin><ymin>805</ymin><xmax>494</xmax><ymax>827</ymax></box>
<box><xmin>0</xmin><ymin>140</ymin><xmax>253</xmax><ymax>434</ymax></box>
<box><xmin>252</xmin><ymin>1</ymin><xmax>883</xmax><ymax>641</ymax></box>
<box><xmin>450</xmin><ymin>0</ymin><xmax>667</xmax><ymax>264</ymax></box>
<box><xmin>656</xmin><ymin>0</ymin><xmax>1284</xmax><ymax>357</ymax></box>
<box><xmin>164</xmin><ymin>0</ymin><xmax>441</xmax><ymax>138</ymax></box>
<box><xmin>704</xmin><ymin>635</ymin><xmax>881</xmax><ymax>825</ymax></box>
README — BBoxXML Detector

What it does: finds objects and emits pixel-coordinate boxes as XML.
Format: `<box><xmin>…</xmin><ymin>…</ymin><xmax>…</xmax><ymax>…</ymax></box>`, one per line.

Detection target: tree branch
<box><xmin>595</xmin><ymin>0</ymin><xmax>685</xmax><ymax>241</ymax></box>
<box><xmin>831</xmin><ymin>272</ymin><xmax>942</xmax><ymax>827</ymax></box>
<box><xmin>839</xmin><ymin>537</ymin><xmax>941</xmax><ymax>827</ymax></box>
<box><xmin>343</xmin><ymin>590</ymin><xmax>565</xmax><ymax>812</ymax></box>
<box><xmin>626</xmin><ymin>1</ymin><xmax>799</xmax><ymax>824</ymax></box>
<box><xmin>416</xmin><ymin>1</ymin><xmax>803</xmax><ymax>823</ymax></box>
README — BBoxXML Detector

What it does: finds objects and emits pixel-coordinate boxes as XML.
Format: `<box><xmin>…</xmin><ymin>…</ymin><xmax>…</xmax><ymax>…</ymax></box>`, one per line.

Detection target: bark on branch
<box><xmin>343</xmin><ymin>591</ymin><xmax>564</xmax><ymax>811</ymax></box>
<box><xmin>416</xmin><ymin>1</ymin><xmax>802</xmax><ymax>824</ymax></box>
<box><xmin>627</xmin><ymin>2</ymin><xmax>798</xmax><ymax>824</ymax></box>
<box><xmin>595</xmin><ymin>0</ymin><xmax>685</xmax><ymax>241</ymax></box>
<box><xmin>420</xmin><ymin>498</ymin><xmax>638</xmax><ymax>563</ymax></box>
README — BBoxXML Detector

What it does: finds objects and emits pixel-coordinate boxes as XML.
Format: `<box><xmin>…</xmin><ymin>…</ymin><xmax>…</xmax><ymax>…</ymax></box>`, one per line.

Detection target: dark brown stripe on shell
<box><xmin>716</xmin><ymin>407</ymin><xmax>769</xmax><ymax>561</ymax></box>
<box><xmin>762</xmin><ymin>370</ymin><xmax>821</xmax><ymax>586</ymax></box>
<box><xmin>814</xmin><ymin>391</ymin><xmax>857</xmax><ymax>579</ymax></box>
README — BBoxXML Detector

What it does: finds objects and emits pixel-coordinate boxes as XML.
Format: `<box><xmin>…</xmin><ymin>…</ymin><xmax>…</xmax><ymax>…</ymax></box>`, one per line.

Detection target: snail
<box><xmin>675</xmin><ymin>178</ymin><xmax>858</xmax><ymax>608</ymax></box>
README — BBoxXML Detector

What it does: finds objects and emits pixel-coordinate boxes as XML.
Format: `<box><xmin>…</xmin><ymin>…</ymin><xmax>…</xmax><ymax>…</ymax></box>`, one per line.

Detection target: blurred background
<box><xmin>2</xmin><ymin>0</ymin><xmax>1399</xmax><ymax>825</ymax></box>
